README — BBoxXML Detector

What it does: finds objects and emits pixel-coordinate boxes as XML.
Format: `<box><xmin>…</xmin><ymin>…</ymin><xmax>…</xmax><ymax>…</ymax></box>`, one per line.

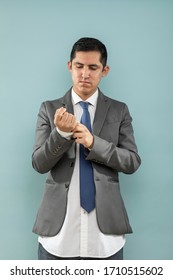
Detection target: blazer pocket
<box><xmin>33</xmin><ymin>182</ymin><xmax>68</xmax><ymax>236</ymax></box>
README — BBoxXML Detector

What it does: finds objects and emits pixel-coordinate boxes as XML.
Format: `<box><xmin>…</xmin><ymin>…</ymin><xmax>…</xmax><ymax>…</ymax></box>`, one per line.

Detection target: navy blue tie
<box><xmin>79</xmin><ymin>101</ymin><xmax>95</xmax><ymax>212</ymax></box>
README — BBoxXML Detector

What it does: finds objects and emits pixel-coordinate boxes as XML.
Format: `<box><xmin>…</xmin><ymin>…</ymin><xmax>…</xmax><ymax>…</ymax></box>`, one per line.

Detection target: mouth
<box><xmin>79</xmin><ymin>81</ymin><xmax>91</xmax><ymax>85</ymax></box>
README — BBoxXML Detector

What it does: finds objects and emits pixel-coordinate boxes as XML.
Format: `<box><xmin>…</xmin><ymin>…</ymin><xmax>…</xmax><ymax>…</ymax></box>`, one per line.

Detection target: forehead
<box><xmin>72</xmin><ymin>51</ymin><xmax>102</xmax><ymax>64</ymax></box>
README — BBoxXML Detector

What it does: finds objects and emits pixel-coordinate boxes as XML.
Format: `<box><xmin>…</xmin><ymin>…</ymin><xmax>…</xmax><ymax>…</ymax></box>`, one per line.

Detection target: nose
<box><xmin>81</xmin><ymin>66</ymin><xmax>90</xmax><ymax>79</ymax></box>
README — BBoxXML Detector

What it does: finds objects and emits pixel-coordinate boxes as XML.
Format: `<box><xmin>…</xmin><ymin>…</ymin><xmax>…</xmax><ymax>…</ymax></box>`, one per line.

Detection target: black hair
<box><xmin>70</xmin><ymin>37</ymin><xmax>107</xmax><ymax>68</ymax></box>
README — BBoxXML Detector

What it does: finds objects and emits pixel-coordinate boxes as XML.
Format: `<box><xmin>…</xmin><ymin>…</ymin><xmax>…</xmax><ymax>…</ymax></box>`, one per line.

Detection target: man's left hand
<box><xmin>73</xmin><ymin>123</ymin><xmax>94</xmax><ymax>149</ymax></box>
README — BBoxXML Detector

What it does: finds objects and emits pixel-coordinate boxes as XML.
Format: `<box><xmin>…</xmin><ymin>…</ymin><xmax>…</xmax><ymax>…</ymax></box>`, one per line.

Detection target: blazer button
<box><xmin>65</xmin><ymin>183</ymin><xmax>69</xmax><ymax>188</ymax></box>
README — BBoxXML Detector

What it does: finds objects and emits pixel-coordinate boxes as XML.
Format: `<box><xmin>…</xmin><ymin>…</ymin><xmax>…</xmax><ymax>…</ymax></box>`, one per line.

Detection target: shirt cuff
<box><xmin>56</xmin><ymin>127</ymin><xmax>73</xmax><ymax>139</ymax></box>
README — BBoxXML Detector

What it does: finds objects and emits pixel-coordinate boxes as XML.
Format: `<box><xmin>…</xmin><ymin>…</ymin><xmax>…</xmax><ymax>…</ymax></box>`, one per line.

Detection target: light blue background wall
<box><xmin>1</xmin><ymin>0</ymin><xmax>173</xmax><ymax>260</ymax></box>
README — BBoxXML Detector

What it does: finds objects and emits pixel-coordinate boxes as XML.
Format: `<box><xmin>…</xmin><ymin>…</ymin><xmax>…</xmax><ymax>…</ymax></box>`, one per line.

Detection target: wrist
<box><xmin>87</xmin><ymin>135</ymin><xmax>94</xmax><ymax>150</ymax></box>
<box><xmin>56</xmin><ymin>127</ymin><xmax>73</xmax><ymax>139</ymax></box>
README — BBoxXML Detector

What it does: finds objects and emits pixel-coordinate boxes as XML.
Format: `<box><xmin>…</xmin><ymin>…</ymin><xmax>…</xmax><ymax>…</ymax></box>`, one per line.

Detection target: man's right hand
<box><xmin>54</xmin><ymin>107</ymin><xmax>77</xmax><ymax>133</ymax></box>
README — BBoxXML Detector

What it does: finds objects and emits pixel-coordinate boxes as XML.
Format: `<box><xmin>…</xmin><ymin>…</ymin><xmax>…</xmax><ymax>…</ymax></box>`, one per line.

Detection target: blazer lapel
<box><xmin>61</xmin><ymin>88</ymin><xmax>74</xmax><ymax>114</ymax></box>
<box><xmin>60</xmin><ymin>89</ymin><xmax>110</xmax><ymax>137</ymax></box>
<box><xmin>93</xmin><ymin>90</ymin><xmax>110</xmax><ymax>136</ymax></box>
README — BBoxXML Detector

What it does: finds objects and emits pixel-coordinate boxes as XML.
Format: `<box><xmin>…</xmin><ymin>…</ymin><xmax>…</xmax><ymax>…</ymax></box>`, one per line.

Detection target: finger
<box><xmin>69</xmin><ymin>116</ymin><xmax>78</xmax><ymax>130</ymax></box>
<box><xmin>55</xmin><ymin>107</ymin><xmax>66</xmax><ymax>119</ymax></box>
<box><xmin>72</xmin><ymin>122</ymin><xmax>80</xmax><ymax>133</ymax></box>
<box><xmin>76</xmin><ymin>123</ymin><xmax>85</xmax><ymax>129</ymax></box>
<box><xmin>74</xmin><ymin>137</ymin><xmax>84</xmax><ymax>145</ymax></box>
<box><xmin>61</xmin><ymin>113</ymin><xmax>76</xmax><ymax>127</ymax></box>
<box><xmin>73</xmin><ymin>132</ymin><xmax>83</xmax><ymax>138</ymax></box>
<box><xmin>55</xmin><ymin>107</ymin><xmax>66</xmax><ymax>115</ymax></box>
<box><xmin>73</xmin><ymin>123</ymin><xmax>86</xmax><ymax>133</ymax></box>
<box><xmin>67</xmin><ymin>114</ymin><xmax>76</xmax><ymax>124</ymax></box>
<box><xmin>61</xmin><ymin>112</ymin><xmax>69</xmax><ymax>122</ymax></box>
<box><xmin>54</xmin><ymin>108</ymin><xmax>66</xmax><ymax>127</ymax></box>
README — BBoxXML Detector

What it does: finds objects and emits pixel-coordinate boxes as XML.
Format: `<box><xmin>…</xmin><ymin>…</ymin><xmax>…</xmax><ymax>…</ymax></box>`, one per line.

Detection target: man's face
<box><xmin>68</xmin><ymin>51</ymin><xmax>109</xmax><ymax>100</ymax></box>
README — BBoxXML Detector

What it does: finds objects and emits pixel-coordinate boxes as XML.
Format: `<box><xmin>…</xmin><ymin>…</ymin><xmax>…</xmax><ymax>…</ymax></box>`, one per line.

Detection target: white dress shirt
<box><xmin>39</xmin><ymin>88</ymin><xmax>125</xmax><ymax>258</ymax></box>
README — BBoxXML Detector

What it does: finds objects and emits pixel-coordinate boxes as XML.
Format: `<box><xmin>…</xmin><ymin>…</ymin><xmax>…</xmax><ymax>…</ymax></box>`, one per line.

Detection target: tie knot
<box><xmin>79</xmin><ymin>101</ymin><xmax>89</xmax><ymax>110</ymax></box>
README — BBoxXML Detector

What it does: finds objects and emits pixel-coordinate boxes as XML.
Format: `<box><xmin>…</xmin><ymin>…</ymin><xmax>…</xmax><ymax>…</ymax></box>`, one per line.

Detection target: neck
<box><xmin>72</xmin><ymin>88</ymin><xmax>97</xmax><ymax>101</ymax></box>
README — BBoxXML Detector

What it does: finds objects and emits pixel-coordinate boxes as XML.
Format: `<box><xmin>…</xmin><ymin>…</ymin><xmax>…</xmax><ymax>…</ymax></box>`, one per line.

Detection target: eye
<box><xmin>89</xmin><ymin>65</ymin><xmax>100</xmax><ymax>71</ymax></box>
<box><xmin>75</xmin><ymin>63</ymin><xmax>83</xmax><ymax>69</ymax></box>
<box><xmin>90</xmin><ymin>66</ymin><xmax>98</xmax><ymax>71</ymax></box>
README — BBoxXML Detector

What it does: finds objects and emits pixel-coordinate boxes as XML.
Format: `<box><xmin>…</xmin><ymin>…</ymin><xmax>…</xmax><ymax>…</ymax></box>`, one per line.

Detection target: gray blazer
<box><xmin>32</xmin><ymin>89</ymin><xmax>141</xmax><ymax>237</ymax></box>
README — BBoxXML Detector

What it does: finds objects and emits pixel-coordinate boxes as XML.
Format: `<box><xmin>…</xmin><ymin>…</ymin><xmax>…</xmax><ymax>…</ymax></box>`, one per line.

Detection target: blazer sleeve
<box><xmin>87</xmin><ymin>103</ymin><xmax>141</xmax><ymax>174</ymax></box>
<box><xmin>32</xmin><ymin>102</ymin><xmax>74</xmax><ymax>174</ymax></box>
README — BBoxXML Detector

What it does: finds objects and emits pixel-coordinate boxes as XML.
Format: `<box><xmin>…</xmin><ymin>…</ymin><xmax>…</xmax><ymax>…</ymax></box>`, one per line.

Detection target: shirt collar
<box><xmin>71</xmin><ymin>88</ymin><xmax>98</xmax><ymax>107</ymax></box>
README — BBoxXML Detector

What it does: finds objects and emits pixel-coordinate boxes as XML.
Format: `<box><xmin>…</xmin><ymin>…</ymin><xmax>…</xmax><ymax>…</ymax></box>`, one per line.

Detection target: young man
<box><xmin>32</xmin><ymin>37</ymin><xmax>141</xmax><ymax>260</ymax></box>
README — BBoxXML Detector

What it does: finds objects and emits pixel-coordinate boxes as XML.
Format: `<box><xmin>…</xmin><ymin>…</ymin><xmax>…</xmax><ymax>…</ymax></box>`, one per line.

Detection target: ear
<box><xmin>102</xmin><ymin>65</ymin><xmax>110</xmax><ymax>77</ymax></box>
<box><xmin>67</xmin><ymin>61</ymin><xmax>72</xmax><ymax>71</ymax></box>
